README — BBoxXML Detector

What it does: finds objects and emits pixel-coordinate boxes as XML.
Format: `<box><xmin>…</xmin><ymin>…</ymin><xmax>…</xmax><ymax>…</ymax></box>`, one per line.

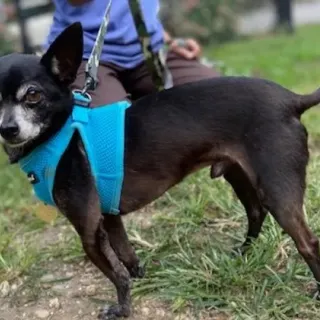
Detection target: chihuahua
<box><xmin>1</xmin><ymin>23</ymin><xmax>320</xmax><ymax>319</ymax></box>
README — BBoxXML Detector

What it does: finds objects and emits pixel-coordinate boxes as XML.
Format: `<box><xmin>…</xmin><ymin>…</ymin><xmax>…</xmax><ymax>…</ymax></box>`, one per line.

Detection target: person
<box><xmin>45</xmin><ymin>0</ymin><xmax>219</xmax><ymax>106</ymax></box>
<box><xmin>273</xmin><ymin>0</ymin><xmax>294</xmax><ymax>34</ymax></box>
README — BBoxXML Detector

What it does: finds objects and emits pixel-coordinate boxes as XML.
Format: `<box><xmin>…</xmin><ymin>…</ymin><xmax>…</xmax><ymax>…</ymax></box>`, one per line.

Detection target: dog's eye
<box><xmin>25</xmin><ymin>89</ymin><xmax>41</xmax><ymax>104</ymax></box>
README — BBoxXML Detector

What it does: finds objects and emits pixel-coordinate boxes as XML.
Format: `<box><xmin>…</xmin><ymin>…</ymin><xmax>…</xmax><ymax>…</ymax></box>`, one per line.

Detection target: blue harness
<box><xmin>18</xmin><ymin>92</ymin><xmax>131</xmax><ymax>215</ymax></box>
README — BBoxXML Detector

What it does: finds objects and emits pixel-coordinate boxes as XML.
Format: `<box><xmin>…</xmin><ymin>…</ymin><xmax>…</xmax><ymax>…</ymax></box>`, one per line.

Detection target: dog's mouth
<box><xmin>0</xmin><ymin>122</ymin><xmax>43</xmax><ymax>149</ymax></box>
<box><xmin>0</xmin><ymin>136</ymin><xmax>31</xmax><ymax>148</ymax></box>
<box><xmin>6</xmin><ymin>140</ymin><xmax>30</xmax><ymax>148</ymax></box>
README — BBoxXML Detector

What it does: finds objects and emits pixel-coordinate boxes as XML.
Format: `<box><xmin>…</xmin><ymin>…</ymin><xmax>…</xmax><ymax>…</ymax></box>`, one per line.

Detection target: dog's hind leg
<box><xmin>263</xmin><ymin>178</ymin><xmax>320</xmax><ymax>297</ymax></box>
<box><xmin>224</xmin><ymin>164</ymin><xmax>267</xmax><ymax>254</ymax></box>
<box><xmin>256</xmin><ymin>128</ymin><xmax>320</xmax><ymax>297</ymax></box>
<box><xmin>103</xmin><ymin>215</ymin><xmax>145</xmax><ymax>278</ymax></box>
<box><xmin>274</xmin><ymin>206</ymin><xmax>320</xmax><ymax>297</ymax></box>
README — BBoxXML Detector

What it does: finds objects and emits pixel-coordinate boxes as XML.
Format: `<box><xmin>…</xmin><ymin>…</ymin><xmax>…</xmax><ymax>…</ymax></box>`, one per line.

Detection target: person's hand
<box><xmin>169</xmin><ymin>38</ymin><xmax>202</xmax><ymax>60</ymax></box>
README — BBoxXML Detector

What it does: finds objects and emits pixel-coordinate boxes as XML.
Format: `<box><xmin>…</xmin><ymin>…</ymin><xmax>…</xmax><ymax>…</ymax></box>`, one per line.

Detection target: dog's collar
<box><xmin>18</xmin><ymin>92</ymin><xmax>131</xmax><ymax>214</ymax></box>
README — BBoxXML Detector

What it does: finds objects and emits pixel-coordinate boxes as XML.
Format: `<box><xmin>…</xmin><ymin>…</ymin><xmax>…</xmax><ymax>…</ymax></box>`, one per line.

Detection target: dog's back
<box><xmin>126</xmin><ymin>77</ymin><xmax>306</xmax><ymax>146</ymax></box>
<box><xmin>120</xmin><ymin>76</ymin><xmax>317</xmax><ymax>213</ymax></box>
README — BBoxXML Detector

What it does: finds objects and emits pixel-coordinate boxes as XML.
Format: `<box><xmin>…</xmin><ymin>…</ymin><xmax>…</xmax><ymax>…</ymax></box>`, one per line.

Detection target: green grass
<box><xmin>2</xmin><ymin>24</ymin><xmax>320</xmax><ymax>319</ymax></box>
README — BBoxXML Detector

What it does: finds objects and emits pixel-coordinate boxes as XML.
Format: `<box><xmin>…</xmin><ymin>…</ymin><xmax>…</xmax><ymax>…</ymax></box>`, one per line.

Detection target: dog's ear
<box><xmin>40</xmin><ymin>22</ymin><xmax>83</xmax><ymax>86</ymax></box>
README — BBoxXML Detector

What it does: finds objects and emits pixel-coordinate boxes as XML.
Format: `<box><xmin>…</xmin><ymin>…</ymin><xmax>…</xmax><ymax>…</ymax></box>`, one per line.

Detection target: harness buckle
<box><xmin>72</xmin><ymin>89</ymin><xmax>92</xmax><ymax>108</ymax></box>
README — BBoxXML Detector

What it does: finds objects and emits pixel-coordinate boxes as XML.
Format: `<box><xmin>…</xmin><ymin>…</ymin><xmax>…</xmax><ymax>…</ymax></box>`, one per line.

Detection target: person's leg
<box><xmin>71</xmin><ymin>61</ymin><xmax>128</xmax><ymax>106</ymax></box>
<box><xmin>166</xmin><ymin>51</ymin><xmax>220</xmax><ymax>86</ymax></box>
<box><xmin>122</xmin><ymin>52</ymin><xmax>220</xmax><ymax>100</ymax></box>
<box><xmin>120</xmin><ymin>62</ymin><xmax>158</xmax><ymax>101</ymax></box>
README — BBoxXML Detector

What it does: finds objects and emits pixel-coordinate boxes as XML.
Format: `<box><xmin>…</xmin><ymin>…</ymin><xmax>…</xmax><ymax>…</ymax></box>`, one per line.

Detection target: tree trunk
<box><xmin>13</xmin><ymin>0</ymin><xmax>33</xmax><ymax>53</ymax></box>
<box><xmin>273</xmin><ymin>0</ymin><xmax>294</xmax><ymax>33</ymax></box>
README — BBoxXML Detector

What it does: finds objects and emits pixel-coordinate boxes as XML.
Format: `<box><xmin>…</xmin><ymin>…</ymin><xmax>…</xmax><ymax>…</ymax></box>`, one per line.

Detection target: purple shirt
<box><xmin>45</xmin><ymin>0</ymin><xmax>164</xmax><ymax>68</ymax></box>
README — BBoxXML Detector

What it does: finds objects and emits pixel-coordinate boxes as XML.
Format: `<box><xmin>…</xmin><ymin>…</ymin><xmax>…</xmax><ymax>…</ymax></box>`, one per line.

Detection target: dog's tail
<box><xmin>296</xmin><ymin>88</ymin><xmax>320</xmax><ymax>115</ymax></box>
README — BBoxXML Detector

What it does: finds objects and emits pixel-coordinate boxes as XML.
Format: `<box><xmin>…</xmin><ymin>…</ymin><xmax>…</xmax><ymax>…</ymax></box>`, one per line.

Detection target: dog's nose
<box><xmin>0</xmin><ymin>123</ymin><xmax>19</xmax><ymax>140</ymax></box>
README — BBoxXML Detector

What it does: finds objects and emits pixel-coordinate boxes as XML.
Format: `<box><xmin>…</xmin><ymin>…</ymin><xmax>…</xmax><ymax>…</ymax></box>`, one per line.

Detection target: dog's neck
<box><xmin>6</xmin><ymin>98</ymin><xmax>73</xmax><ymax>164</ymax></box>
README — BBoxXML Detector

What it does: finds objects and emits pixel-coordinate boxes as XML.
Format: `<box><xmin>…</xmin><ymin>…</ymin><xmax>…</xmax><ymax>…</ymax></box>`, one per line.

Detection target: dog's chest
<box><xmin>18</xmin><ymin>97</ymin><xmax>131</xmax><ymax>215</ymax></box>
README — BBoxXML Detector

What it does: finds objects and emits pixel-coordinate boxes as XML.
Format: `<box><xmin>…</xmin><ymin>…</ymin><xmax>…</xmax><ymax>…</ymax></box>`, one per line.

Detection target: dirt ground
<box><xmin>1</xmin><ymin>258</ymin><xmax>228</xmax><ymax>320</ymax></box>
<box><xmin>0</xmin><ymin>211</ymin><xmax>228</xmax><ymax>320</ymax></box>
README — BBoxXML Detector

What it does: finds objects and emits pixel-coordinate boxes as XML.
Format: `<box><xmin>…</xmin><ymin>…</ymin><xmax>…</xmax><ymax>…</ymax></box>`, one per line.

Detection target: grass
<box><xmin>2</xmin><ymin>24</ymin><xmax>320</xmax><ymax>319</ymax></box>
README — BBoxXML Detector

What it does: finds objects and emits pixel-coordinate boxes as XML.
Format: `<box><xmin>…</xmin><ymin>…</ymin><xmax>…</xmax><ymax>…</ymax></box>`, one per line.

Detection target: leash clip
<box><xmin>81</xmin><ymin>0</ymin><xmax>112</xmax><ymax>94</ymax></box>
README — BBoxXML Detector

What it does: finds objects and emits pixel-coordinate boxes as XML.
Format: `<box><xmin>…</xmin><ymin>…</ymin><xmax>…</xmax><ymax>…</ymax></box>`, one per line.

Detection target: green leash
<box><xmin>128</xmin><ymin>0</ymin><xmax>173</xmax><ymax>91</ymax></box>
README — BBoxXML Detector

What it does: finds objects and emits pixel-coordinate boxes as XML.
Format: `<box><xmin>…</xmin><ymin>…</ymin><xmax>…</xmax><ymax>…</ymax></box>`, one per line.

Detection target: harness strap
<box><xmin>19</xmin><ymin>92</ymin><xmax>130</xmax><ymax>215</ymax></box>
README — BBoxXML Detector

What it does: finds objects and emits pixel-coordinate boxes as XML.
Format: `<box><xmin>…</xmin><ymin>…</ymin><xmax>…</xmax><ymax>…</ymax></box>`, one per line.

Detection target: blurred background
<box><xmin>0</xmin><ymin>0</ymin><xmax>319</xmax><ymax>55</ymax></box>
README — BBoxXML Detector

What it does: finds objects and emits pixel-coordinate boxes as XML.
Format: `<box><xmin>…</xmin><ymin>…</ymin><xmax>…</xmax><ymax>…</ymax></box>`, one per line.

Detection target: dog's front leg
<box><xmin>54</xmin><ymin>134</ymin><xmax>132</xmax><ymax>319</ymax></box>
<box><xmin>97</xmin><ymin>220</ymin><xmax>132</xmax><ymax>319</ymax></box>
<box><xmin>57</xmin><ymin>198</ymin><xmax>132</xmax><ymax>319</ymax></box>
<box><xmin>103</xmin><ymin>215</ymin><xmax>145</xmax><ymax>279</ymax></box>
<box><xmin>224</xmin><ymin>164</ymin><xmax>267</xmax><ymax>254</ymax></box>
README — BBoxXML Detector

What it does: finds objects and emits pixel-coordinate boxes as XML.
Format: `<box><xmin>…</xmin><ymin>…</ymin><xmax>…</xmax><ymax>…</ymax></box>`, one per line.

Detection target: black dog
<box><xmin>1</xmin><ymin>23</ymin><xmax>320</xmax><ymax>319</ymax></box>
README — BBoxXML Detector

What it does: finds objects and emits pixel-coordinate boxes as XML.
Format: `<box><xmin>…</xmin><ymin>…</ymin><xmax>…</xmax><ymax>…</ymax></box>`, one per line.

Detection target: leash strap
<box><xmin>128</xmin><ymin>0</ymin><xmax>173</xmax><ymax>91</ymax></box>
<box><xmin>82</xmin><ymin>0</ymin><xmax>112</xmax><ymax>94</ymax></box>
<box><xmin>82</xmin><ymin>0</ymin><xmax>173</xmax><ymax>94</ymax></box>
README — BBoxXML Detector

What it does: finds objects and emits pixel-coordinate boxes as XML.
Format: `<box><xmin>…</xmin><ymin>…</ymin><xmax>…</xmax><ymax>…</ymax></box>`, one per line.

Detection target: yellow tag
<box><xmin>34</xmin><ymin>202</ymin><xmax>58</xmax><ymax>223</ymax></box>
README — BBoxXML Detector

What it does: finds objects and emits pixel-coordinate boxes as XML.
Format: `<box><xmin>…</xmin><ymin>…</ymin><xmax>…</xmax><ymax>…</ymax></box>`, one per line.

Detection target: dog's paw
<box><xmin>231</xmin><ymin>243</ymin><xmax>252</xmax><ymax>258</ymax></box>
<box><xmin>98</xmin><ymin>304</ymin><xmax>130</xmax><ymax>319</ymax></box>
<box><xmin>230</xmin><ymin>247</ymin><xmax>245</xmax><ymax>258</ymax></box>
<box><xmin>128</xmin><ymin>263</ymin><xmax>145</xmax><ymax>279</ymax></box>
<box><xmin>311</xmin><ymin>289</ymin><xmax>320</xmax><ymax>300</ymax></box>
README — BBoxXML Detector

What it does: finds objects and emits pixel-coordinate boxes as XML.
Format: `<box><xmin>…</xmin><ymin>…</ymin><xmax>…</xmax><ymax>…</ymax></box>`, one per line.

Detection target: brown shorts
<box><xmin>71</xmin><ymin>51</ymin><xmax>220</xmax><ymax>106</ymax></box>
